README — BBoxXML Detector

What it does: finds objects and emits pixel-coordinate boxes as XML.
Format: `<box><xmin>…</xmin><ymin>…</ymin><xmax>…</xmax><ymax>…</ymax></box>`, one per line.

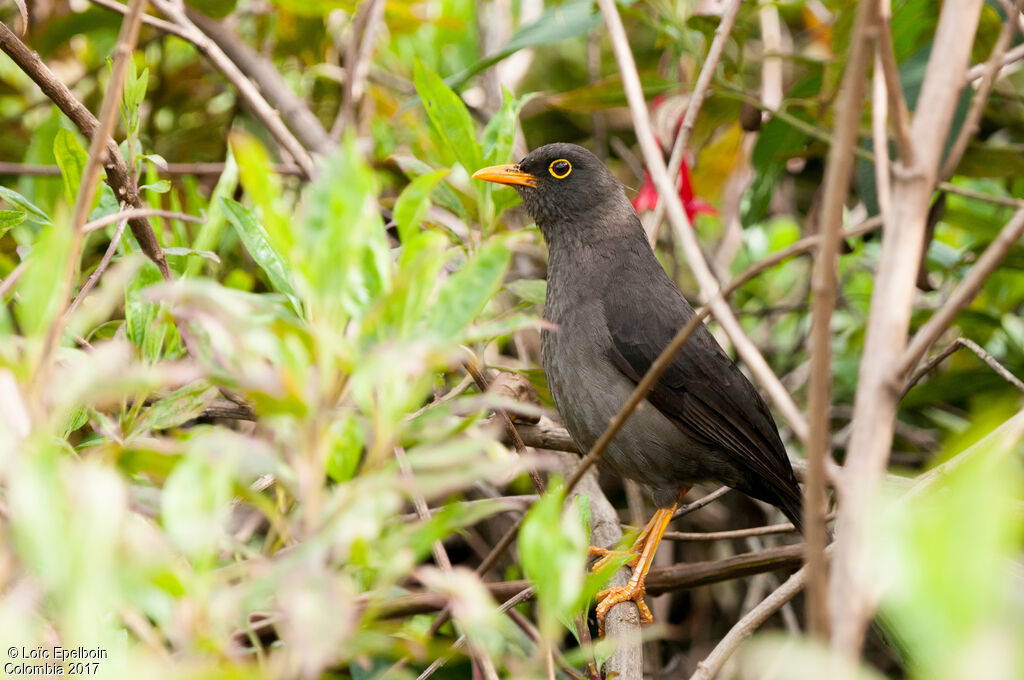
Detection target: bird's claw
<box><xmin>587</xmin><ymin>546</ymin><xmax>640</xmax><ymax>573</ymax></box>
<box><xmin>595</xmin><ymin>583</ymin><xmax>653</xmax><ymax>636</ymax></box>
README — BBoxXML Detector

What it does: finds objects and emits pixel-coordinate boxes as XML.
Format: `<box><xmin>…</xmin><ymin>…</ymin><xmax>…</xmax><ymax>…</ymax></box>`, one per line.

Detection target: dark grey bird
<box><xmin>473</xmin><ymin>142</ymin><xmax>804</xmax><ymax>633</ymax></box>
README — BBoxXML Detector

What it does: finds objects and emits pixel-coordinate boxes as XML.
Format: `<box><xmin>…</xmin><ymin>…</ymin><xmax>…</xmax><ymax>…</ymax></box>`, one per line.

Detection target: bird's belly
<box><xmin>542</xmin><ymin>318</ymin><xmax>711</xmax><ymax>503</ymax></box>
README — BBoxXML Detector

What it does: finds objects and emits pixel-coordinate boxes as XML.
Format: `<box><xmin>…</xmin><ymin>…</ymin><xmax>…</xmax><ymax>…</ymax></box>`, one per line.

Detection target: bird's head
<box><xmin>472</xmin><ymin>143</ymin><xmax>633</xmax><ymax>240</ymax></box>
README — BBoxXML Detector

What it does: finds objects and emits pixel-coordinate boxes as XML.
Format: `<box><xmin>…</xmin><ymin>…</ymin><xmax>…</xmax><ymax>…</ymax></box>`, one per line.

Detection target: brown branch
<box><xmin>0</xmin><ymin>19</ymin><xmax>170</xmax><ymax>278</ymax></box>
<box><xmin>805</xmin><ymin>0</ymin><xmax>878</xmax><ymax>639</ymax></box>
<box><xmin>146</xmin><ymin>0</ymin><xmax>317</xmax><ymax>179</ymax></box>
<box><xmin>35</xmin><ymin>0</ymin><xmax>147</xmax><ymax>373</ymax></box>
<box><xmin>83</xmin><ymin>207</ymin><xmax>205</xmax><ymax>233</ymax></box>
<box><xmin>373</xmin><ymin>544</ymin><xmax>803</xmax><ymax>619</ymax></box>
<box><xmin>903</xmin><ymin>336</ymin><xmax>1024</xmax><ymax>397</ymax></box>
<box><xmin>831</xmin><ymin>0</ymin><xmax>985</xmax><ymax>656</ymax></box>
<box><xmin>89</xmin><ymin>0</ymin><xmax>190</xmax><ymax>40</ymax></box>
<box><xmin>333</xmin><ymin>0</ymin><xmax>385</xmax><ymax>139</ymax></box>
<box><xmin>598</xmin><ymin>0</ymin><xmax>810</xmax><ymax>445</ymax></box>
<box><xmin>648</xmin><ymin>0</ymin><xmax>744</xmax><ymax>247</ymax></box>
<box><xmin>183</xmin><ymin>7</ymin><xmax>334</xmax><ymax>155</ymax></box>
<box><xmin>0</xmin><ymin>161</ymin><xmax>304</xmax><ymax>177</ymax></box>
<box><xmin>876</xmin><ymin>1</ymin><xmax>914</xmax><ymax>164</ymax></box>
<box><xmin>965</xmin><ymin>42</ymin><xmax>1024</xmax><ymax>82</ymax></box>
<box><xmin>898</xmin><ymin>207</ymin><xmax>1024</xmax><ymax>377</ymax></box>
<box><xmin>66</xmin><ymin>216</ymin><xmax>129</xmax><ymax>319</ymax></box>
<box><xmin>939</xmin><ymin>0</ymin><xmax>1024</xmax><ymax>181</ymax></box>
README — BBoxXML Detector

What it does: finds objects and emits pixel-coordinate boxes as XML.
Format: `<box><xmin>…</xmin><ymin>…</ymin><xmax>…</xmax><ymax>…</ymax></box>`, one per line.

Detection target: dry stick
<box><xmin>147</xmin><ymin>0</ymin><xmax>317</xmax><ymax>180</ymax></box>
<box><xmin>897</xmin><ymin>207</ymin><xmax>1024</xmax><ymax>378</ymax></box>
<box><xmin>831</xmin><ymin>0</ymin><xmax>985</xmax><ymax>657</ymax></box>
<box><xmin>804</xmin><ymin>0</ymin><xmax>878</xmax><ymax>640</ymax></box>
<box><xmin>66</xmin><ymin>217</ymin><xmax>129</xmax><ymax>319</ymax></box>
<box><xmin>333</xmin><ymin>0</ymin><xmax>385</xmax><ymax>139</ymax></box>
<box><xmin>875</xmin><ymin>0</ymin><xmax>914</xmax><ymax>164</ymax></box>
<box><xmin>183</xmin><ymin>7</ymin><xmax>334</xmax><ymax>155</ymax></box>
<box><xmin>647</xmin><ymin>0</ymin><xmax>744</xmax><ymax>248</ymax></box>
<box><xmin>0</xmin><ymin>161</ymin><xmax>303</xmax><ymax>177</ymax></box>
<box><xmin>872</xmin><ymin>56</ymin><xmax>893</xmax><ymax>220</ymax></box>
<box><xmin>34</xmin><ymin>0</ymin><xmax>147</xmax><ymax>380</ymax></box>
<box><xmin>937</xmin><ymin>182</ymin><xmax>1024</xmax><ymax>209</ymax></box>
<box><xmin>965</xmin><ymin>41</ymin><xmax>1024</xmax><ymax>82</ymax></box>
<box><xmin>689</xmin><ymin>550</ymin><xmax>829</xmax><ymax>680</ymax></box>
<box><xmin>462</xmin><ymin>357</ymin><xmax>545</xmax><ymax>494</ymax></box>
<box><xmin>940</xmin><ymin>0</ymin><xmax>1024</xmax><ymax>181</ymax></box>
<box><xmin>0</xmin><ymin>23</ymin><xmax>170</xmax><ymax>278</ymax></box>
<box><xmin>414</xmin><ymin>587</ymin><xmax>536</xmax><ymax>680</ymax></box>
<box><xmin>395</xmin><ymin>447</ymin><xmax>501</xmax><ymax>680</ymax></box>
<box><xmin>89</xmin><ymin>0</ymin><xmax>190</xmax><ymax>38</ymax></box>
<box><xmin>597</xmin><ymin>0</ymin><xmax>810</xmax><ymax>446</ymax></box>
<box><xmin>82</xmin><ymin>207</ymin><xmax>205</xmax><ymax>233</ymax></box>
<box><xmin>0</xmin><ymin>261</ymin><xmax>28</xmax><ymax>299</ymax></box>
<box><xmin>902</xmin><ymin>336</ymin><xmax>1024</xmax><ymax>397</ymax></box>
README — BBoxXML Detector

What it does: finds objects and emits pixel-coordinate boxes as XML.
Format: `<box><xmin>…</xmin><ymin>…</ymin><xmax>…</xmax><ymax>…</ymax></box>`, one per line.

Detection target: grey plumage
<box><xmin>485</xmin><ymin>142</ymin><xmax>804</xmax><ymax>531</ymax></box>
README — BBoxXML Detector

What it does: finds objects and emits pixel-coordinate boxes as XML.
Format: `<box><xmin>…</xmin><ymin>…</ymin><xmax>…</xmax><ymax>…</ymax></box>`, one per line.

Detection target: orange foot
<box><xmin>595</xmin><ymin>582</ymin><xmax>653</xmax><ymax>635</ymax></box>
<box><xmin>588</xmin><ymin>545</ymin><xmax>641</xmax><ymax>573</ymax></box>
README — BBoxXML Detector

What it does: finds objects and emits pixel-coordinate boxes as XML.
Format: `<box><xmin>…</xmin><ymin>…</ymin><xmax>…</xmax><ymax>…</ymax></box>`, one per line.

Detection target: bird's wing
<box><xmin>602</xmin><ymin>282</ymin><xmax>801</xmax><ymax>510</ymax></box>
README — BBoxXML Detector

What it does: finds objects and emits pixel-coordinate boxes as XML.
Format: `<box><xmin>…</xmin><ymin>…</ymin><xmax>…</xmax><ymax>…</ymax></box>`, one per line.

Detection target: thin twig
<box><xmin>804</xmin><ymin>0</ymin><xmax>878</xmax><ymax>638</ymax></box>
<box><xmin>898</xmin><ymin>207</ymin><xmax>1024</xmax><ymax>377</ymax></box>
<box><xmin>902</xmin><ymin>336</ymin><xmax>1024</xmax><ymax>397</ymax></box>
<box><xmin>0</xmin><ymin>261</ymin><xmax>28</xmax><ymax>299</ymax></box>
<box><xmin>876</xmin><ymin>0</ymin><xmax>914</xmax><ymax>164</ymax></box>
<box><xmin>37</xmin><ymin>0</ymin><xmax>147</xmax><ymax>383</ymax></box>
<box><xmin>66</xmin><ymin>217</ymin><xmax>129</xmax><ymax>319</ymax></box>
<box><xmin>82</xmin><ymin>207</ymin><xmax>205</xmax><ymax>233</ymax></box>
<box><xmin>89</xmin><ymin>0</ymin><xmax>191</xmax><ymax>39</ymax></box>
<box><xmin>831</xmin><ymin>0</ymin><xmax>985</xmax><ymax>655</ymax></box>
<box><xmin>939</xmin><ymin>0</ymin><xmax>1024</xmax><ymax>180</ymax></box>
<box><xmin>333</xmin><ymin>0</ymin><xmax>385</xmax><ymax>139</ymax></box>
<box><xmin>148</xmin><ymin>0</ymin><xmax>318</xmax><ymax>179</ymax></box>
<box><xmin>598</xmin><ymin>0</ymin><xmax>810</xmax><ymax>445</ymax></box>
<box><xmin>648</xmin><ymin>0</ymin><xmax>744</xmax><ymax>247</ymax></box>
<box><xmin>0</xmin><ymin>161</ymin><xmax>304</xmax><ymax>177</ymax></box>
<box><xmin>965</xmin><ymin>41</ymin><xmax>1024</xmax><ymax>82</ymax></box>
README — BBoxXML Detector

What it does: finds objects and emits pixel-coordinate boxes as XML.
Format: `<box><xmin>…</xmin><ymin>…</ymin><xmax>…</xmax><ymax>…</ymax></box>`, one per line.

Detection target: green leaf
<box><xmin>140</xmin><ymin>179</ymin><xmax>171</xmax><ymax>194</ymax></box>
<box><xmin>0</xmin><ymin>209</ymin><xmax>27</xmax><ymax>237</ymax></box>
<box><xmin>220</xmin><ymin>197</ymin><xmax>302</xmax><ymax>315</ymax></box>
<box><xmin>519</xmin><ymin>482</ymin><xmax>588</xmax><ymax>637</ymax></box>
<box><xmin>0</xmin><ymin>185</ymin><xmax>52</xmax><ymax>225</ymax></box>
<box><xmin>507</xmin><ymin>278</ymin><xmax>546</xmax><ymax>305</ymax></box>
<box><xmin>185</xmin><ymin>149</ymin><xmax>238</xmax><ymax>277</ymax></box>
<box><xmin>163</xmin><ymin>247</ymin><xmax>221</xmax><ymax>263</ymax></box>
<box><xmin>15</xmin><ymin>222</ymin><xmax>71</xmax><ymax>338</ymax></box>
<box><xmin>393</xmin><ymin>169</ymin><xmax>448</xmax><ymax>244</ymax></box>
<box><xmin>130</xmin><ymin>382</ymin><xmax>217</xmax><ymax>435</ymax></box>
<box><xmin>482</xmin><ymin>88</ymin><xmax>532</xmax><ymax>166</ymax></box>
<box><xmin>53</xmin><ymin>128</ymin><xmax>90</xmax><ymax>207</ymax></box>
<box><xmin>424</xmin><ymin>237</ymin><xmax>511</xmax><ymax>340</ymax></box>
<box><xmin>447</xmin><ymin>0</ymin><xmax>603</xmax><ymax>90</ymax></box>
<box><xmin>413</xmin><ymin>59</ymin><xmax>482</xmax><ymax>173</ymax></box>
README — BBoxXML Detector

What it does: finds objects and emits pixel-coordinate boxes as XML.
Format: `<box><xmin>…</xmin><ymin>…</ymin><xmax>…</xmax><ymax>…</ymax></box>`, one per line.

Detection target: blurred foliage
<box><xmin>0</xmin><ymin>0</ymin><xmax>1022</xmax><ymax>678</ymax></box>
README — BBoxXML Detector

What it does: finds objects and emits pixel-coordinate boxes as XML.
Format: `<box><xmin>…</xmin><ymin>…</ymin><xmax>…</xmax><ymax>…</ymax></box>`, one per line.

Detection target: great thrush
<box><xmin>473</xmin><ymin>143</ymin><xmax>804</xmax><ymax>633</ymax></box>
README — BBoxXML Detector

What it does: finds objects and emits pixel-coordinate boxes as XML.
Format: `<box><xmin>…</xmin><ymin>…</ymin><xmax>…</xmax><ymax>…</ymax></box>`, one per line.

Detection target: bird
<box><xmin>472</xmin><ymin>143</ymin><xmax>805</xmax><ymax>634</ymax></box>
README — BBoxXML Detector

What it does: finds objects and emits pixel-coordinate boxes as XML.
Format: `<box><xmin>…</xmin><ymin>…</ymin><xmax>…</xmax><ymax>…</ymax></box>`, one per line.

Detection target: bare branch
<box><xmin>831</xmin><ymin>0</ymin><xmax>985</xmax><ymax>655</ymax></box>
<box><xmin>648</xmin><ymin>0</ymin><xmax>744</xmax><ymax>246</ymax></box>
<box><xmin>147</xmin><ymin>0</ymin><xmax>318</xmax><ymax>179</ymax></box>
<box><xmin>804</xmin><ymin>0</ymin><xmax>878</xmax><ymax>638</ymax></box>
<box><xmin>184</xmin><ymin>7</ymin><xmax>334</xmax><ymax>154</ymax></box>
<box><xmin>876</xmin><ymin>0</ymin><xmax>914</xmax><ymax>164</ymax></box>
<box><xmin>66</xmin><ymin>217</ymin><xmax>129</xmax><ymax>319</ymax></box>
<box><xmin>333</xmin><ymin>0</ymin><xmax>385</xmax><ymax>139</ymax></box>
<box><xmin>940</xmin><ymin>0</ymin><xmax>1024</xmax><ymax>180</ymax></box>
<box><xmin>898</xmin><ymin>207</ymin><xmax>1024</xmax><ymax>376</ymax></box>
<box><xmin>37</xmin><ymin>0</ymin><xmax>147</xmax><ymax>373</ymax></box>
<box><xmin>82</xmin><ymin>208</ymin><xmax>205</xmax><ymax>233</ymax></box>
<box><xmin>903</xmin><ymin>336</ymin><xmax>1024</xmax><ymax>397</ymax></box>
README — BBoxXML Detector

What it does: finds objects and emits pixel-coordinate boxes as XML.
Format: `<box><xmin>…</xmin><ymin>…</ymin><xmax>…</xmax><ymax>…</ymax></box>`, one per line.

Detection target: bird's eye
<box><xmin>549</xmin><ymin>159</ymin><xmax>572</xmax><ymax>179</ymax></box>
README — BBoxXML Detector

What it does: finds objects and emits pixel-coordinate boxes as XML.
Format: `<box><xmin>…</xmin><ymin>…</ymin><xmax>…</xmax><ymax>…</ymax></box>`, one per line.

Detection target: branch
<box><xmin>146</xmin><ymin>0</ymin><xmax>318</xmax><ymax>179</ymax></box>
<box><xmin>0</xmin><ymin>161</ymin><xmax>304</xmax><ymax>177</ymax></box>
<box><xmin>831</xmin><ymin>0</ymin><xmax>985</xmax><ymax>655</ymax></box>
<box><xmin>804</xmin><ymin>0</ymin><xmax>878</xmax><ymax>639</ymax></box>
<box><xmin>648</xmin><ymin>0</ymin><xmax>744</xmax><ymax>246</ymax></box>
<box><xmin>876</xmin><ymin>1</ymin><xmax>914</xmax><ymax>164</ymax></box>
<box><xmin>183</xmin><ymin>7</ymin><xmax>334</xmax><ymax>154</ymax></box>
<box><xmin>902</xmin><ymin>336</ymin><xmax>1024</xmax><ymax>397</ymax></box>
<box><xmin>898</xmin><ymin>207</ymin><xmax>1024</xmax><ymax>377</ymax></box>
<box><xmin>332</xmin><ymin>0</ymin><xmax>385</xmax><ymax>139</ymax></box>
<box><xmin>939</xmin><ymin>0</ymin><xmax>1024</xmax><ymax>180</ymax></box>
<box><xmin>0</xmin><ymin>20</ymin><xmax>170</xmax><ymax>278</ymax></box>
<box><xmin>597</xmin><ymin>0</ymin><xmax>810</xmax><ymax>445</ymax></box>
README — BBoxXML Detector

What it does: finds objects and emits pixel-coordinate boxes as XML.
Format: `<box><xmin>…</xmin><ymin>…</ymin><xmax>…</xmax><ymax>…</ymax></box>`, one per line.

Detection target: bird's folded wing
<box><xmin>602</xmin><ymin>290</ymin><xmax>798</xmax><ymax>499</ymax></box>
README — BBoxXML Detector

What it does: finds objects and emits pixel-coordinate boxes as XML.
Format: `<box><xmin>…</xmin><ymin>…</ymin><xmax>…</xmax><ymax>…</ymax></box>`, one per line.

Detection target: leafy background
<box><xmin>0</xmin><ymin>0</ymin><xmax>1022</xmax><ymax>678</ymax></box>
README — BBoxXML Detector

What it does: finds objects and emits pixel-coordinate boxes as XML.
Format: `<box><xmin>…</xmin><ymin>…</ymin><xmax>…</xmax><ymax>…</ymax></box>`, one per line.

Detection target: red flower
<box><xmin>631</xmin><ymin>160</ymin><xmax>716</xmax><ymax>222</ymax></box>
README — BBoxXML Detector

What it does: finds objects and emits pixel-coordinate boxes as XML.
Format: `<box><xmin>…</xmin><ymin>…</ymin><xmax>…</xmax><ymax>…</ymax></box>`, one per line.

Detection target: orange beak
<box><xmin>471</xmin><ymin>164</ymin><xmax>538</xmax><ymax>188</ymax></box>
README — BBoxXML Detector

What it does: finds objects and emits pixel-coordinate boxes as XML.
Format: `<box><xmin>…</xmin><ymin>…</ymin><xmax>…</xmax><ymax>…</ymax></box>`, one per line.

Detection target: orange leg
<box><xmin>587</xmin><ymin>511</ymin><xmax>662</xmax><ymax>573</ymax></box>
<box><xmin>594</xmin><ymin>488</ymin><xmax>688</xmax><ymax>636</ymax></box>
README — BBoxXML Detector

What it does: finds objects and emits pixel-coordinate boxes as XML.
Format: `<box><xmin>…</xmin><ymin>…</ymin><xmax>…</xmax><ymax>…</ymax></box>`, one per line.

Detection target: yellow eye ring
<box><xmin>549</xmin><ymin>159</ymin><xmax>572</xmax><ymax>179</ymax></box>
